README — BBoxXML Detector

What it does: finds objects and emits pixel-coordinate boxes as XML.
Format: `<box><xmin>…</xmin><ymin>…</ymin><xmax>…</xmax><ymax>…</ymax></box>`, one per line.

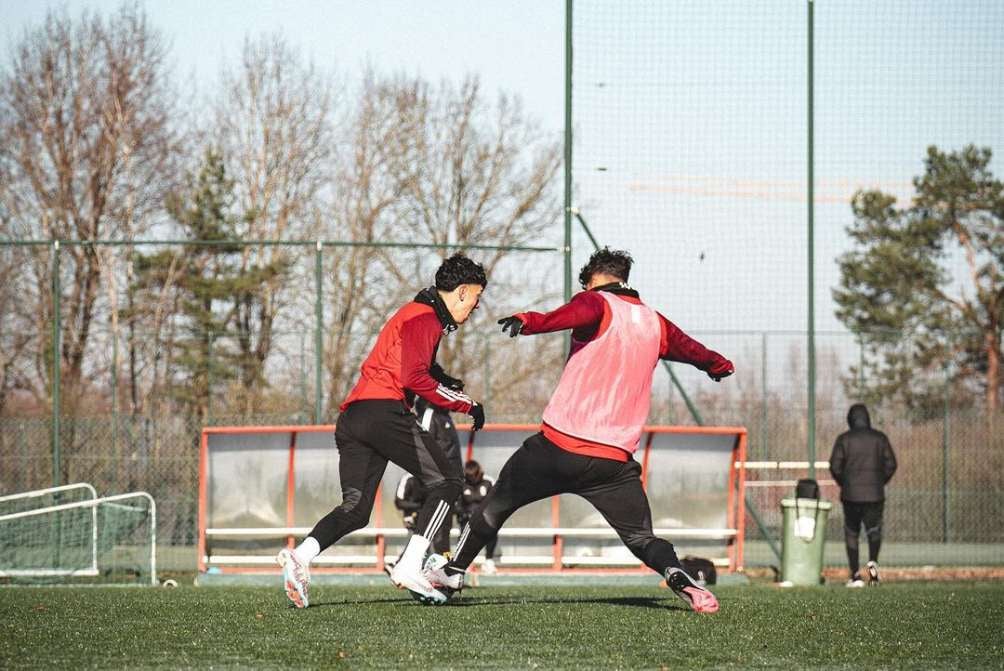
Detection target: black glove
<box><xmin>497</xmin><ymin>315</ymin><xmax>524</xmax><ymax>338</ymax></box>
<box><xmin>469</xmin><ymin>403</ymin><xmax>486</xmax><ymax>431</ymax></box>
<box><xmin>429</xmin><ymin>362</ymin><xmax>464</xmax><ymax>391</ymax></box>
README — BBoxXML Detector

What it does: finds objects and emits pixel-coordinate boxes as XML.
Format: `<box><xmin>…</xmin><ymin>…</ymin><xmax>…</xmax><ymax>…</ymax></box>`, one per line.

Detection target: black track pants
<box><xmin>451</xmin><ymin>433</ymin><xmax>680</xmax><ymax>575</ymax></box>
<box><xmin>309</xmin><ymin>400</ymin><xmax>463</xmax><ymax>550</ymax></box>
<box><xmin>842</xmin><ymin>500</ymin><xmax>884</xmax><ymax>576</ymax></box>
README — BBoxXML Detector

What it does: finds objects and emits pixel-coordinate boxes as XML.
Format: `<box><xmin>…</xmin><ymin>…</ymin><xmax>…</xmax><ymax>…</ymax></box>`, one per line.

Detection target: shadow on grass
<box><xmin>302</xmin><ymin>595</ymin><xmax>687</xmax><ymax>611</ymax></box>
<box><xmin>303</xmin><ymin>597</ymin><xmax>410</xmax><ymax>608</ymax></box>
<box><xmin>444</xmin><ymin>594</ymin><xmax>687</xmax><ymax>611</ymax></box>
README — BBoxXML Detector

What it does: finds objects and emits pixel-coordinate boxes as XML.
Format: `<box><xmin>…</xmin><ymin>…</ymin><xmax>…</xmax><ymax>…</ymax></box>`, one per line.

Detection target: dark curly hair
<box><xmin>464</xmin><ymin>460</ymin><xmax>483</xmax><ymax>482</ymax></box>
<box><xmin>578</xmin><ymin>247</ymin><xmax>632</xmax><ymax>288</ymax></box>
<box><xmin>435</xmin><ymin>253</ymin><xmax>488</xmax><ymax>291</ymax></box>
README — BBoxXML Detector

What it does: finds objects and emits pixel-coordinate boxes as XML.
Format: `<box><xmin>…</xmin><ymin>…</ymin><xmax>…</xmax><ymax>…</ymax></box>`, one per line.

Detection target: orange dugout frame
<box><xmin>198</xmin><ymin>424</ymin><xmax>747</xmax><ymax>575</ymax></box>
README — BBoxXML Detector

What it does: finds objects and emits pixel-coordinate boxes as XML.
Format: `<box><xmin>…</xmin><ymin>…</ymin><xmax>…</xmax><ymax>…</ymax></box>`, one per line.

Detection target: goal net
<box><xmin>199</xmin><ymin>424</ymin><xmax>748</xmax><ymax>575</ymax></box>
<box><xmin>0</xmin><ymin>485</ymin><xmax>157</xmax><ymax>585</ymax></box>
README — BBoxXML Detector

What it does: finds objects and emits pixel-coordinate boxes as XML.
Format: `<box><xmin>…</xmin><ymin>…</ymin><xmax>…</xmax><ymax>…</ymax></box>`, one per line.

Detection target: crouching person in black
<box><xmin>455</xmin><ymin>460</ymin><xmax>500</xmax><ymax>573</ymax></box>
<box><xmin>394</xmin><ymin>397</ymin><xmax>463</xmax><ymax>556</ymax></box>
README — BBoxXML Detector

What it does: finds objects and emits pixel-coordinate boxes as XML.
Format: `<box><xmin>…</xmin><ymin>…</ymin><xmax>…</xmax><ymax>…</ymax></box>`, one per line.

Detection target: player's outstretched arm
<box><xmin>497</xmin><ymin>292</ymin><xmax>605</xmax><ymax>337</ymax></box>
<box><xmin>498</xmin><ymin>316</ymin><xmax>524</xmax><ymax>337</ymax></box>
<box><xmin>659</xmin><ymin>313</ymin><xmax>734</xmax><ymax>381</ymax></box>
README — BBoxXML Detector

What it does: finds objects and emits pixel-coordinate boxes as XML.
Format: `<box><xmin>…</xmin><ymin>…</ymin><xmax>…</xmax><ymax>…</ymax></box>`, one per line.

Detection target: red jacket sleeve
<box><xmin>516</xmin><ymin>291</ymin><xmax>606</xmax><ymax>335</ymax></box>
<box><xmin>400</xmin><ymin>313</ymin><xmax>474</xmax><ymax>412</ymax></box>
<box><xmin>658</xmin><ymin>312</ymin><xmax>731</xmax><ymax>372</ymax></box>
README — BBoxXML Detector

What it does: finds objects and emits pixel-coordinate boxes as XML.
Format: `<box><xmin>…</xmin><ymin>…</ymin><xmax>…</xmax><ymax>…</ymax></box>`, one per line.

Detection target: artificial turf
<box><xmin>2</xmin><ymin>582</ymin><xmax>1002</xmax><ymax>669</ymax></box>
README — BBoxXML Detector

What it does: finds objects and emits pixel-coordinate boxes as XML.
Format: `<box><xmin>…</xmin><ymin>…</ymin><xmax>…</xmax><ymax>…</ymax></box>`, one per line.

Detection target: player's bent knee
<box><xmin>623</xmin><ymin>532</ymin><xmax>657</xmax><ymax>557</ymax></box>
<box><xmin>339</xmin><ymin>509</ymin><xmax>370</xmax><ymax>533</ymax></box>
<box><xmin>470</xmin><ymin>510</ymin><xmax>499</xmax><ymax>536</ymax></box>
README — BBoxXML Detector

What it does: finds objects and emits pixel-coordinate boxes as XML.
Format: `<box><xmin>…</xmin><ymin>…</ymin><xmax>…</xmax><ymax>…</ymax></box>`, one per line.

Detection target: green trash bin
<box><xmin>780</xmin><ymin>497</ymin><xmax>832</xmax><ymax>586</ymax></box>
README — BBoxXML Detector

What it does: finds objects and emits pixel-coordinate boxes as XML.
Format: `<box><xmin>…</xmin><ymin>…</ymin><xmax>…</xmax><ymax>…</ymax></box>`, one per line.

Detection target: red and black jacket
<box><xmin>340</xmin><ymin>288</ymin><xmax>473</xmax><ymax>413</ymax></box>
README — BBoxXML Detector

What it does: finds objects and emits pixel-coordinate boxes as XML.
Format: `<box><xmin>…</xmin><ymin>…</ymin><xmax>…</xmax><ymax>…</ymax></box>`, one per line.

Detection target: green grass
<box><xmin>2</xmin><ymin>582</ymin><xmax>1003</xmax><ymax>669</ymax></box>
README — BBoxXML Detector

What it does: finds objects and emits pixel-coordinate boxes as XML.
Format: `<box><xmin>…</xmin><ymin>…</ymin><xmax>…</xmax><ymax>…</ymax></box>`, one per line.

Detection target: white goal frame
<box><xmin>0</xmin><ymin>491</ymin><xmax>157</xmax><ymax>585</ymax></box>
<box><xmin>0</xmin><ymin>483</ymin><xmax>99</xmax><ymax>577</ymax></box>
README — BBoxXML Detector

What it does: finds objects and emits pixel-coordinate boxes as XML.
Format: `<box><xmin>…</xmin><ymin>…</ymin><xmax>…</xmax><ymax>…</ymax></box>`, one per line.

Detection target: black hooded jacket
<box><xmin>829</xmin><ymin>404</ymin><xmax>897</xmax><ymax>503</ymax></box>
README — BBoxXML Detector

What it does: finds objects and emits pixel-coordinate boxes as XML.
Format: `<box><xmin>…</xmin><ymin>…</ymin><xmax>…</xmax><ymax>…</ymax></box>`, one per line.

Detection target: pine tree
<box><xmin>834</xmin><ymin>145</ymin><xmax>1004</xmax><ymax>416</ymax></box>
<box><xmin>131</xmin><ymin>149</ymin><xmax>288</xmax><ymax>420</ymax></box>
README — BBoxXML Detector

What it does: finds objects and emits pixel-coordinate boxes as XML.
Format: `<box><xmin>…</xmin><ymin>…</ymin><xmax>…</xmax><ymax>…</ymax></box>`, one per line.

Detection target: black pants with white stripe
<box><xmin>450</xmin><ymin>432</ymin><xmax>682</xmax><ymax>575</ymax></box>
<box><xmin>416</xmin><ymin>402</ymin><xmax>463</xmax><ymax>554</ymax></box>
<box><xmin>308</xmin><ymin>399</ymin><xmax>463</xmax><ymax>551</ymax></box>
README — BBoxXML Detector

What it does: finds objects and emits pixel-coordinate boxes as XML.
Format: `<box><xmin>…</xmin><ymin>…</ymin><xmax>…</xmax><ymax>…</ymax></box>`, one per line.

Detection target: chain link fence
<box><xmin>3</xmin><ymin>329</ymin><xmax>1001</xmax><ymax>570</ymax></box>
<box><xmin>3</xmin><ymin>0</ymin><xmax>1002</xmax><ymax>574</ymax></box>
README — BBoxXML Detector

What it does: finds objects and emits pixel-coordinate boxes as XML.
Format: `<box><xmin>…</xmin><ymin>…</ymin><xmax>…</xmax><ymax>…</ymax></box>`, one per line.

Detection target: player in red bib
<box><xmin>426</xmin><ymin>248</ymin><xmax>733</xmax><ymax>613</ymax></box>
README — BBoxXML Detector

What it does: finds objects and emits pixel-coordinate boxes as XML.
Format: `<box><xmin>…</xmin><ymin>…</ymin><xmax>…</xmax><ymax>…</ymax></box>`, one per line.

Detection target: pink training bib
<box><xmin>542</xmin><ymin>292</ymin><xmax>661</xmax><ymax>454</ymax></box>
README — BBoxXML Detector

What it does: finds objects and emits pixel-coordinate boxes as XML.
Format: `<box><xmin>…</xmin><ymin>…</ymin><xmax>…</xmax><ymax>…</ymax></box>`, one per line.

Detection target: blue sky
<box><xmin>0</xmin><ymin>0</ymin><xmax>565</xmax><ymax>132</ymax></box>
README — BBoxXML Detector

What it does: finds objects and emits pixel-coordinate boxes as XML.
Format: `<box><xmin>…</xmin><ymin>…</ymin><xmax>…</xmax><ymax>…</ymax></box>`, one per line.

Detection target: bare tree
<box><xmin>212</xmin><ymin>34</ymin><xmax>336</xmax><ymax>413</ymax></box>
<box><xmin>0</xmin><ymin>243</ymin><xmax>35</xmax><ymax>414</ymax></box>
<box><xmin>321</xmin><ymin>73</ymin><xmax>562</xmax><ymax>415</ymax></box>
<box><xmin>321</xmin><ymin>71</ymin><xmax>410</xmax><ymax>412</ymax></box>
<box><xmin>0</xmin><ymin>5</ymin><xmax>178</xmax><ymax>410</ymax></box>
<box><xmin>394</xmin><ymin>75</ymin><xmax>562</xmax><ymax>395</ymax></box>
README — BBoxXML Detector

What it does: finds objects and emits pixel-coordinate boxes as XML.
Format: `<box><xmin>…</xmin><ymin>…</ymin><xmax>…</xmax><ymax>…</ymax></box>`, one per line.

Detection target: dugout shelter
<box><xmin>198</xmin><ymin>423</ymin><xmax>748</xmax><ymax>576</ymax></box>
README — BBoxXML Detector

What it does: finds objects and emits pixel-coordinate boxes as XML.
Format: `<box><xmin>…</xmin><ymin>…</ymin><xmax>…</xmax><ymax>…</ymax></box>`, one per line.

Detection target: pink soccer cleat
<box><xmin>665</xmin><ymin>567</ymin><xmax>720</xmax><ymax>614</ymax></box>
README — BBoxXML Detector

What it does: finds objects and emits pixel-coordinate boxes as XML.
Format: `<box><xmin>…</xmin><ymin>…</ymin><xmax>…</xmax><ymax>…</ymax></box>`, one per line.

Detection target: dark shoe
<box><xmin>665</xmin><ymin>567</ymin><xmax>719</xmax><ymax>613</ymax></box>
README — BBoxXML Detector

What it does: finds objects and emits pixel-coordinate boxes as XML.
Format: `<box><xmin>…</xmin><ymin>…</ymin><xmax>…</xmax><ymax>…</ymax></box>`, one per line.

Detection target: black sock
<box><xmin>450</xmin><ymin>516</ymin><xmax>496</xmax><ymax>572</ymax></box>
<box><xmin>847</xmin><ymin>548</ymin><xmax>860</xmax><ymax>578</ymax></box>
<box><xmin>868</xmin><ymin>539</ymin><xmax>881</xmax><ymax>563</ymax></box>
<box><xmin>640</xmin><ymin>538</ymin><xmax>680</xmax><ymax>576</ymax></box>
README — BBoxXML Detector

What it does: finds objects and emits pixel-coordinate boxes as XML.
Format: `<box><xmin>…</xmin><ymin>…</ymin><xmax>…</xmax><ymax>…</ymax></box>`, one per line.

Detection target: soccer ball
<box><xmin>423</xmin><ymin>552</ymin><xmax>449</xmax><ymax>574</ymax></box>
<box><xmin>407</xmin><ymin>553</ymin><xmax>452</xmax><ymax>605</ymax></box>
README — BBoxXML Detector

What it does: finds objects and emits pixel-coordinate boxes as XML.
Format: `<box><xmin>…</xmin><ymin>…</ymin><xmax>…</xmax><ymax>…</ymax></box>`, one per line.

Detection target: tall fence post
<box><xmin>483</xmin><ymin>333</ymin><xmax>492</xmax><ymax>415</ymax></box>
<box><xmin>51</xmin><ymin>239</ymin><xmax>61</xmax><ymax>487</ymax></box>
<box><xmin>760</xmin><ymin>331</ymin><xmax>768</xmax><ymax>460</ymax></box>
<box><xmin>857</xmin><ymin>336</ymin><xmax>865</xmax><ymax>397</ymax></box>
<box><xmin>942</xmin><ymin>367</ymin><xmax>950</xmax><ymax>543</ymax></box>
<box><xmin>112</xmin><ymin>326</ymin><xmax>119</xmax><ymax>466</ymax></box>
<box><xmin>314</xmin><ymin>240</ymin><xmax>324</xmax><ymax>424</ymax></box>
<box><xmin>299</xmin><ymin>332</ymin><xmax>307</xmax><ymax>422</ymax></box>
<box><xmin>563</xmin><ymin>0</ymin><xmax>573</xmax><ymax>305</ymax></box>
<box><xmin>206</xmin><ymin>334</ymin><xmax>213</xmax><ymax>424</ymax></box>
<box><xmin>805</xmin><ymin>0</ymin><xmax>817</xmax><ymax>480</ymax></box>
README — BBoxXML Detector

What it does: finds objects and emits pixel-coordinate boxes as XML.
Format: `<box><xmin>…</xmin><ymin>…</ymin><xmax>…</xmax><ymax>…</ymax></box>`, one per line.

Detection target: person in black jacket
<box><xmin>393</xmin><ymin>396</ymin><xmax>463</xmax><ymax>556</ymax></box>
<box><xmin>455</xmin><ymin>460</ymin><xmax>499</xmax><ymax>573</ymax></box>
<box><xmin>829</xmin><ymin>403</ymin><xmax>897</xmax><ymax>587</ymax></box>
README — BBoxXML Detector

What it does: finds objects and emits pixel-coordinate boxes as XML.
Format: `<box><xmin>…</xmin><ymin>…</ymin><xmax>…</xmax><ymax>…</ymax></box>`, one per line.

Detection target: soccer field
<box><xmin>2</xmin><ymin>582</ymin><xmax>1002</xmax><ymax>669</ymax></box>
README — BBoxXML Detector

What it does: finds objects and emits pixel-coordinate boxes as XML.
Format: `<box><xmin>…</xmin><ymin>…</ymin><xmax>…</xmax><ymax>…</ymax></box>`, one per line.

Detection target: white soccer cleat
<box><xmin>481</xmin><ymin>558</ymin><xmax>497</xmax><ymax>575</ymax></box>
<box><xmin>393</xmin><ymin>565</ymin><xmax>449</xmax><ymax>605</ymax></box>
<box><xmin>424</xmin><ymin>553</ymin><xmax>464</xmax><ymax>602</ymax></box>
<box><xmin>665</xmin><ymin>567</ymin><xmax>719</xmax><ymax>614</ymax></box>
<box><xmin>389</xmin><ymin>534</ymin><xmax>451</xmax><ymax>605</ymax></box>
<box><xmin>277</xmin><ymin>548</ymin><xmax>310</xmax><ymax>608</ymax></box>
<box><xmin>846</xmin><ymin>573</ymin><xmax>866</xmax><ymax>588</ymax></box>
<box><xmin>391</xmin><ymin>555</ymin><xmax>449</xmax><ymax>605</ymax></box>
